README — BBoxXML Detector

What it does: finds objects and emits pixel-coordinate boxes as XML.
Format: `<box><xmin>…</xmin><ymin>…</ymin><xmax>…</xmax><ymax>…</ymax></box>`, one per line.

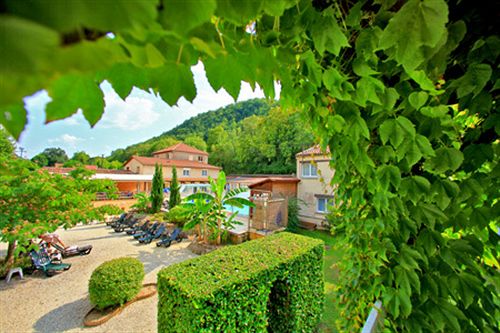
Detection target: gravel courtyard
<box><xmin>0</xmin><ymin>223</ymin><xmax>197</xmax><ymax>333</ymax></box>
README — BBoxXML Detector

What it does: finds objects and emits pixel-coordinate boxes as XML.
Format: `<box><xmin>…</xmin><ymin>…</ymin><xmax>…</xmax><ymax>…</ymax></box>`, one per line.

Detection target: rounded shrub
<box><xmin>89</xmin><ymin>257</ymin><xmax>145</xmax><ymax>310</ymax></box>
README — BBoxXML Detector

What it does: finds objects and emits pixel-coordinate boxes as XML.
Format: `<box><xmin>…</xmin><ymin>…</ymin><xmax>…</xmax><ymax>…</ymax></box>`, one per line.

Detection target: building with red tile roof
<box><xmin>124</xmin><ymin>142</ymin><xmax>221</xmax><ymax>186</ymax></box>
<box><xmin>153</xmin><ymin>142</ymin><xmax>209</xmax><ymax>156</ymax></box>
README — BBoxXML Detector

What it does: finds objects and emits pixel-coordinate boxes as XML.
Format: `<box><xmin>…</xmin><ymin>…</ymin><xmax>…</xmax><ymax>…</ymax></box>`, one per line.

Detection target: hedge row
<box><xmin>157</xmin><ymin>232</ymin><xmax>324</xmax><ymax>332</ymax></box>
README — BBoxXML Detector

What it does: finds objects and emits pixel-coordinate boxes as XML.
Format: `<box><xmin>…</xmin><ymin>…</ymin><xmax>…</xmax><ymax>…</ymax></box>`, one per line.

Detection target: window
<box><xmin>182</xmin><ymin>169</ymin><xmax>190</xmax><ymax>176</ymax></box>
<box><xmin>202</xmin><ymin>169</ymin><xmax>208</xmax><ymax>176</ymax></box>
<box><xmin>316</xmin><ymin>196</ymin><xmax>334</xmax><ymax>213</ymax></box>
<box><xmin>301</xmin><ymin>162</ymin><xmax>318</xmax><ymax>178</ymax></box>
<box><xmin>198</xmin><ymin>156</ymin><xmax>204</xmax><ymax>162</ymax></box>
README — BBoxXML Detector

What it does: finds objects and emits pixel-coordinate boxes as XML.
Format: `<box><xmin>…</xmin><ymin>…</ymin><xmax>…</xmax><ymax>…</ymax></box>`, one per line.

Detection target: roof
<box><xmin>226</xmin><ymin>175</ymin><xmax>299</xmax><ymax>187</ymax></box>
<box><xmin>125</xmin><ymin>156</ymin><xmax>221</xmax><ymax>170</ymax></box>
<box><xmin>248</xmin><ymin>177</ymin><xmax>300</xmax><ymax>188</ymax></box>
<box><xmin>295</xmin><ymin>144</ymin><xmax>330</xmax><ymax>157</ymax></box>
<box><xmin>153</xmin><ymin>142</ymin><xmax>208</xmax><ymax>156</ymax></box>
<box><xmin>92</xmin><ymin>173</ymin><xmax>153</xmax><ymax>181</ymax></box>
<box><xmin>44</xmin><ymin>166</ymin><xmax>134</xmax><ymax>175</ymax></box>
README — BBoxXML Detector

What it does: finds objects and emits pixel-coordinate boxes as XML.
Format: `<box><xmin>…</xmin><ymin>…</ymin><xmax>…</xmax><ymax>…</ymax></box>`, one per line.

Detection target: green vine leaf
<box><xmin>204</xmin><ymin>54</ymin><xmax>245</xmax><ymax>100</ymax></box>
<box><xmin>104</xmin><ymin>63</ymin><xmax>150</xmax><ymax>100</ymax></box>
<box><xmin>45</xmin><ymin>74</ymin><xmax>105</xmax><ymax>126</ymax></box>
<box><xmin>379</xmin><ymin>0</ymin><xmax>448</xmax><ymax>70</ymax></box>
<box><xmin>311</xmin><ymin>14</ymin><xmax>349</xmax><ymax>56</ymax></box>
<box><xmin>150</xmin><ymin>63</ymin><xmax>197</xmax><ymax>105</ymax></box>
<box><xmin>0</xmin><ymin>103</ymin><xmax>27</xmax><ymax>140</ymax></box>
<box><xmin>454</xmin><ymin>64</ymin><xmax>492</xmax><ymax>98</ymax></box>
<box><xmin>408</xmin><ymin>91</ymin><xmax>428</xmax><ymax>110</ymax></box>
<box><xmin>4</xmin><ymin>0</ymin><xmax>159</xmax><ymax>33</ymax></box>
<box><xmin>0</xmin><ymin>15</ymin><xmax>59</xmax><ymax>75</ymax></box>
<box><xmin>159</xmin><ymin>0</ymin><xmax>216</xmax><ymax>35</ymax></box>
<box><xmin>215</xmin><ymin>0</ymin><xmax>263</xmax><ymax>25</ymax></box>
<box><xmin>425</xmin><ymin>147</ymin><xmax>464</xmax><ymax>173</ymax></box>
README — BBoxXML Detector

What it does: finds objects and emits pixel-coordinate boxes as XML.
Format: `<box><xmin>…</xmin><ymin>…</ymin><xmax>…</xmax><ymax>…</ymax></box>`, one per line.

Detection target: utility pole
<box><xmin>17</xmin><ymin>147</ymin><xmax>26</xmax><ymax>158</ymax></box>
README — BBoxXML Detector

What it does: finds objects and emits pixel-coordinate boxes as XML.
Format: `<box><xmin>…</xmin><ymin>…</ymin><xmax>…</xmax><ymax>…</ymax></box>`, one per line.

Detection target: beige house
<box><xmin>296</xmin><ymin>145</ymin><xmax>335</xmax><ymax>226</ymax></box>
<box><xmin>123</xmin><ymin>143</ymin><xmax>221</xmax><ymax>186</ymax></box>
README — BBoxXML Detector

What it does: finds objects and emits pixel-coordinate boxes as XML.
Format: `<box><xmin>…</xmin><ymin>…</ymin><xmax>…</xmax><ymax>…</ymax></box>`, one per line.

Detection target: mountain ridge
<box><xmin>108</xmin><ymin>98</ymin><xmax>273</xmax><ymax>162</ymax></box>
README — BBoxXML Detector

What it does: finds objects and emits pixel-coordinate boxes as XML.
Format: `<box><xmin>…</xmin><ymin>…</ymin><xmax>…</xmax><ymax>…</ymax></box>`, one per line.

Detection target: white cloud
<box><xmin>64</xmin><ymin>116</ymin><xmax>81</xmax><ymax>125</ymax></box>
<box><xmin>48</xmin><ymin>133</ymin><xmax>83</xmax><ymax>148</ymax></box>
<box><xmin>99</xmin><ymin>91</ymin><xmax>161</xmax><ymax>130</ymax></box>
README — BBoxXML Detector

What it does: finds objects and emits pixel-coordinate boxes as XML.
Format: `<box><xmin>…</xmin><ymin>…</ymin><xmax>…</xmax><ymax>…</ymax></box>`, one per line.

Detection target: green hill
<box><xmin>108</xmin><ymin>99</ymin><xmax>273</xmax><ymax>162</ymax></box>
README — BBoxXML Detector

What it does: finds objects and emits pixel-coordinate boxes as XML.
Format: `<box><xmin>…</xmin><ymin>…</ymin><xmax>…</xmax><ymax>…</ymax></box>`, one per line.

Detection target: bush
<box><xmin>158</xmin><ymin>232</ymin><xmax>324</xmax><ymax>332</ymax></box>
<box><xmin>286</xmin><ymin>197</ymin><xmax>301</xmax><ymax>233</ymax></box>
<box><xmin>149</xmin><ymin>212</ymin><xmax>168</xmax><ymax>223</ymax></box>
<box><xmin>89</xmin><ymin>257</ymin><xmax>145</xmax><ymax>310</ymax></box>
<box><xmin>166</xmin><ymin>206</ymin><xmax>188</xmax><ymax>227</ymax></box>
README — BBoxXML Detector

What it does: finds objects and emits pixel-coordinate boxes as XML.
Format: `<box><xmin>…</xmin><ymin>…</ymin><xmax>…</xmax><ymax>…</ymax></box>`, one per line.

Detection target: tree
<box><xmin>183</xmin><ymin>171</ymin><xmax>255</xmax><ymax>245</ymax></box>
<box><xmin>184</xmin><ymin>135</ymin><xmax>207</xmax><ymax>152</ymax></box>
<box><xmin>1</xmin><ymin>2</ymin><xmax>498</xmax><ymax>331</ymax></box>
<box><xmin>0</xmin><ymin>157</ymin><xmax>118</xmax><ymax>269</ymax></box>
<box><xmin>108</xmin><ymin>161</ymin><xmax>123</xmax><ymax>169</ymax></box>
<box><xmin>169</xmin><ymin>166</ymin><xmax>181</xmax><ymax>209</ymax></box>
<box><xmin>71</xmin><ymin>151</ymin><xmax>90</xmax><ymax>164</ymax></box>
<box><xmin>31</xmin><ymin>153</ymin><xmax>48</xmax><ymax>167</ymax></box>
<box><xmin>151</xmin><ymin>163</ymin><xmax>164</xmax><ymax>213</ymax></box>
<box><xmin>36</xmin><ymin>147</ymin><xmax>68</xmax><ymax>166</ymax></box>
<box><xmin>63</xmin><ymin>159</ymin><xmax>83</xmax><ymax>167</ymax></box>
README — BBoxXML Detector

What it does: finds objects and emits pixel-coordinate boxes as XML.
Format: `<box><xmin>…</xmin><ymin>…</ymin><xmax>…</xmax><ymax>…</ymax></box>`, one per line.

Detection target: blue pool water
<box><xmin>224</xmin><ymin>190</ymin><xmax>251</xmax><ymax>216</ymax></box>
<box><xmin>224</xmin><ymin>204</ymin><xmax>250</xmax><ymax>216</ymax></box>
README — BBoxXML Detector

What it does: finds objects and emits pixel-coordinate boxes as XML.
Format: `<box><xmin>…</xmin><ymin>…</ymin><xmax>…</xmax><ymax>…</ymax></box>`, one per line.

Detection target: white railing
<box><xmin>361</xmin><ymin>300</ymin><xmax>383</xmax><ymax>333</ymax></box>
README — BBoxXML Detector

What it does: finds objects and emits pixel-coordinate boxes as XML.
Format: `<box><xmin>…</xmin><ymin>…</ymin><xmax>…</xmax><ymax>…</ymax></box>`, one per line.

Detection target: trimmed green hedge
<box><xmin>158</xmin><ymin>232</ymin><xmax>324</xmax><ymax>332</ymax></box>
<box><xmin>89</xmin><ymin>257</ymin><xmax>144</xmax><ymax>310</ymax></box>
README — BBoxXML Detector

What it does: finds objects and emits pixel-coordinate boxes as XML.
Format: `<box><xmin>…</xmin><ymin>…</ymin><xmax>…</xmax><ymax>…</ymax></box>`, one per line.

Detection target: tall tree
<box><xmin>72</xmin><ymin>151</ymin><xmax>90</xmax><ymax>164</ymax></box>
<box><xmin>169</xmin><ymin>166</ymin><xmax>181</xmax><ymax>209</ymax></box>
<box><xmin>35</xmin><ymin>147</ymin><xmax>68</xmax><ymax>166</ymax></box>
<box><xmin>184</xmin><ymin>134</ymin><xmax>207</xmax><ymax>152</ymax></box>
<box><xmin>31</xmin><ymin>153</ymin><xmax>48</xmax><ymax>167</ymax></box>
<box><xmin>0</xmin><ymin>157</ymin><xmax>118</xmax><ymax>268</ymax></box>
<box><xmin>151</xmin><ymin>163</ymin><xmax>164</xmax><ymax>213</ymax></box>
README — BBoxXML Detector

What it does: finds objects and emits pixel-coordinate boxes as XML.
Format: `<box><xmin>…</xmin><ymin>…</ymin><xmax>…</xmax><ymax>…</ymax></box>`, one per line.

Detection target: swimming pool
<box><xmin>224</xmin><ymin>204</ymin><xmax>250</xmax><ymax>216</ymax></box>
<box><xmin>224</xmin><ymin>191</ymin><xmax>251</xmax><ymax>216</ymax></box>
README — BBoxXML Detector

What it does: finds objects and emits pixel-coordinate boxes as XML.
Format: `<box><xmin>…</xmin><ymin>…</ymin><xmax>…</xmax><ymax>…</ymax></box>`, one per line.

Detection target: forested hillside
<box><xmin>107</xmin><ymin>98</ymin><xmax>272</xmax><ymax>162</ymax></box>
<box><xmin>108</xmin><ymin>98</ymin><xmax>314</xmax><ymax>174</ymax></box>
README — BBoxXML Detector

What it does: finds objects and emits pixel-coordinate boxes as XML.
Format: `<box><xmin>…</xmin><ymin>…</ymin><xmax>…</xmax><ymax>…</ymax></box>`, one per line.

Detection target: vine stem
<box><xmin>177</xmin><ymin>44</ymin><xmax>184</xmax><ymax>64</ymax></box>
<box><xmin>215</xmin><ymin>19</ymin><xmax>226</xmax><ymax>49</ymax></box>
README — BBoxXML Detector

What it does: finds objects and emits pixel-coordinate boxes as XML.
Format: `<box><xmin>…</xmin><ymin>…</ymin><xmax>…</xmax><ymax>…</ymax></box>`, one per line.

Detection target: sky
<box><xmin>18</xmin><ymin>62</ymin><xmax>274</xmax><ymax>159</ymax></box>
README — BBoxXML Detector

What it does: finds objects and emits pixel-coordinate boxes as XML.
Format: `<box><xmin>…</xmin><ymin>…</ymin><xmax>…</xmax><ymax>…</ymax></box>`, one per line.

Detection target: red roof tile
<box><xmin>248</xmin><ymin>177</ymin><xmax>300</xmax><ymax>188</ymax></box>
<box><xmin>43</xmin><ymin>166</ymin><xmax>134</xmax><ymax>175</ymax></box>
<box><xmin>126</xmin><ymin>156</ymin><xmax>221</xmax><ymax>170</ymax></box>
<box><xmin>296</xmin><ymin>144</ymin><xmax>330</xmax><ymax>156</ymax></box>
<box><xmin>153</xmin><ymin>142</ymin><xmax>208</xmax><ymax>156</ymax></box>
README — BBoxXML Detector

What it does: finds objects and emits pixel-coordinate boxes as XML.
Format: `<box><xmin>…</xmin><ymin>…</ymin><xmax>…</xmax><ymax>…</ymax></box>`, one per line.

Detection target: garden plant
<box><xmin>182</xmin><ymin>171</ymin><xmax>255</xmax><ymax>244</ymax></box>
<box><xmin>89</xmin><ymin>257</ymin><xmax>145</xmax><ymax>310</ymax></box>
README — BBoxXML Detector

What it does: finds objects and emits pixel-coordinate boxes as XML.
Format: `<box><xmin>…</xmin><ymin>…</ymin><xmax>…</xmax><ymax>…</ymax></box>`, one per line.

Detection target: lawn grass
<box><xmin>296</xmin><ymin>228</ymin><xmax>341</xmax><ymax>333</ymax></box>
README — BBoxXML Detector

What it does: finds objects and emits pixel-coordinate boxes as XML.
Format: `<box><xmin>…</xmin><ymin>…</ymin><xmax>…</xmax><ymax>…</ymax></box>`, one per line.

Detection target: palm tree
<box><xmin>182</xmin><ymin>171</ymin><xmax>254</xmax><ymax>244</ymax></box>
